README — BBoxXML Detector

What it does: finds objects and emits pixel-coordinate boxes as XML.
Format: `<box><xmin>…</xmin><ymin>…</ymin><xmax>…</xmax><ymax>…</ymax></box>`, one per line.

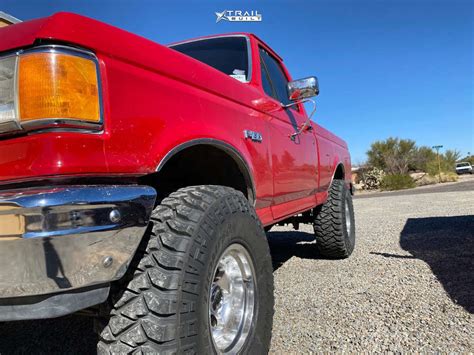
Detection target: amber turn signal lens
<box><xmin>18</xmin><ymin>52</ymin><xmax>100</xmax><ymax>123</ymax></box>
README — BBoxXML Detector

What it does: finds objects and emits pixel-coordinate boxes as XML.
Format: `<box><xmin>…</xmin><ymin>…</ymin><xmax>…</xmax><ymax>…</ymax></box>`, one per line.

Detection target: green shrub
<box><xmin>380</xmin><ymin>174</ymin><xmax>416</xmax><ymax>191</ymax></box>
<box><xmin>426</xmin><ymin>160</ymin><xmax>456</xmax><ymax>175</ymax></box>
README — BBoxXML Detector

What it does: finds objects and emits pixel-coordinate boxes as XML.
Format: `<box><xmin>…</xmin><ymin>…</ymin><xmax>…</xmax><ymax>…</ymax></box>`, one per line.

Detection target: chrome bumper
<box><xmin>0</xmin><ymin>185</ymin><xmax>156</xmax><ymax>300</ymax></box>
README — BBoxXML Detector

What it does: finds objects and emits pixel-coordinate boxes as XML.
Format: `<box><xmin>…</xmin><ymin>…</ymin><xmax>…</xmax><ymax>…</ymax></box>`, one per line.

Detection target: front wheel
<box><xmin>313</xmin><ymin>180</ymin><xmax>356</xmax><ymax>258</ymax></box>
<box><xmin>97</xmin><ymin>185</ymin><xmax>274</xmax><ymax>354</ymax></box>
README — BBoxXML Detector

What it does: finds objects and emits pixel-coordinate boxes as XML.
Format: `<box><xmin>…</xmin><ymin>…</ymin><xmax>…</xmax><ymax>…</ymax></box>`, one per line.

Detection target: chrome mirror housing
<box><xmin>287</xmin><ymin>76</ymin><xmax>319</xmax><ymax>101</ymax></box>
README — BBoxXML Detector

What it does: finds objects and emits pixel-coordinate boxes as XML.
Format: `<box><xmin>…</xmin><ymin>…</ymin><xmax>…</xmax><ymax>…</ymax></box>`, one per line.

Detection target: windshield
<box><xmin>456</xmin><ymin>163</ymin><xmax>470</xmax><ymax>167</ymax></box>
<box><xmin>170</xmin><ymin>36</ymin><xmax>250</xmax><ymax>82</ymax></box>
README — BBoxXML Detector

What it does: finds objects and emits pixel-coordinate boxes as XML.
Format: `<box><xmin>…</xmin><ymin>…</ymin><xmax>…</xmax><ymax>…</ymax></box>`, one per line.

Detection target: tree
<box><xmin>460</xmin><ymin>154</ymin><xmax>474</xmax><ymax>165</ymax></box>
<box><xmin>443</xmin><ymin>149</ymin><xmax>462</xmax><ymax>166</ymax></box>
<box><xmin>366</xmin><ymin>137</ymin><xmax>417</xmax><ymax>175</ymax></box>
<box><xmin>411</xmin><ymin>146</ymin><xmax>436</xmax><ymax>171</ymax></box>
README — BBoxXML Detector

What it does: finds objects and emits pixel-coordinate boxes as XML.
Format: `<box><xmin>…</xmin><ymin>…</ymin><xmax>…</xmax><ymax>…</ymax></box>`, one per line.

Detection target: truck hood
<box><xmin>0</xmin><ymin>17</ymin><xmax>46</xmax><ymax>52</ymax></box>
<box><xmin>0</xmin><ymin>12</ymin><xmax>150</xmax><ymax>56</ymax></box>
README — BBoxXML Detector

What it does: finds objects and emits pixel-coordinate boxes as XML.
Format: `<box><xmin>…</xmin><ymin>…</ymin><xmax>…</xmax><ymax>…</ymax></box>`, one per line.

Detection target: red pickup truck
<box><xmin>0</xmin><ymin>13</ymin><xmax>355</xmax><ymax>354</ymax></box>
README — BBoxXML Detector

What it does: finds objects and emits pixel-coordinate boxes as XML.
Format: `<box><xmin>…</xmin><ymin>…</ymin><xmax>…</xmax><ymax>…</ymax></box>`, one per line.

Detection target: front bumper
<box><xmin>0</xmin><ymin>185</ymin><xmax>156</xmax><ymax>320</ymax></box>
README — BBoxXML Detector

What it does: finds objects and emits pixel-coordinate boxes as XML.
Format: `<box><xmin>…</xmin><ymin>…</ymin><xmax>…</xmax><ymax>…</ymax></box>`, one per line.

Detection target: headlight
<box><xmin>0</xmin><ymin>56</ymin><xmax>18</xmax><ymax>132</ymax></box>
<box><xmin>0</xmin><ymin>46</ymin><xmax>102</xmax><ymax>135</ymax></box>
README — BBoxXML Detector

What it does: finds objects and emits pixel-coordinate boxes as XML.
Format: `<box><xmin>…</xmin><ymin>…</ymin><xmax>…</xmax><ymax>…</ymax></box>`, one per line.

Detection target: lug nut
<box><xmin>109</xmin><ymin>209</ymin><xmax>121</xmax><ymax>223</ymax></box>
<box><xmin>103</xmin><ymin>256</ymin><xmax>113</xmax><ymax>268</ymax></box>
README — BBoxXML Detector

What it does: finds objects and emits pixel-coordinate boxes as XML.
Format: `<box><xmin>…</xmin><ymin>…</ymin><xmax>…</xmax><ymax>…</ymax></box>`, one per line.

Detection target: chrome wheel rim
<box><xmin>345</xmin><ymin>202</ymin><xmax>352</xmax><ymax>235</ymax></box>
<box><xmin>209</xmin><ymin>243</ymin><xmax>256</xmax><ymax>354</ymax></box>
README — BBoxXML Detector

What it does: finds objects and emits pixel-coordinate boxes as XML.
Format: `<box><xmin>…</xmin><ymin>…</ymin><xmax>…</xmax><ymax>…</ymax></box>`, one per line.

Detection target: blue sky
<box><xmin>2</xmin><ymin>0</ymin><xmax>473</xmax><ymax>163</ymax></box>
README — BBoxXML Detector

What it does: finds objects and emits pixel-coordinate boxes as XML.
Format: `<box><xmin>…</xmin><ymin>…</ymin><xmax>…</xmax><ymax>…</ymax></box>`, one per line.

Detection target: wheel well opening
<box><xmin>141</xmin><ymin>145</ymin><xmax>253</xmax><ymax>202</ymax></box>
<box><xmin>333</xmin><ymin>163</ymin><xmax>345</xmax><ymax>180</ymax></box>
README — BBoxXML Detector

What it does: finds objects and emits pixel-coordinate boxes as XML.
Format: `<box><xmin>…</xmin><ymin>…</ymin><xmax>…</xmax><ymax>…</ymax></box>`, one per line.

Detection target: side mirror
<box><xmin>287</xmin><ymin>76</ymin><xmax>319</xmax><ymax>101</ymax></box>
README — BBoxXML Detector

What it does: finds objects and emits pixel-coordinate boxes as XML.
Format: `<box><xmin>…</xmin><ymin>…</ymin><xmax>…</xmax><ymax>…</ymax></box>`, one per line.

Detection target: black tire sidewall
<box><xmin>196</xmin><ymin>209</ymin><xmax>273</xmax><ymax>354</ymax></box>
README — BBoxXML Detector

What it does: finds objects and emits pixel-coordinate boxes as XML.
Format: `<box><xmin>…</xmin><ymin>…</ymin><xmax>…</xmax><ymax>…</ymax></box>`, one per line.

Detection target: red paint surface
<box><xmin>0</xmin><ymin>13</ymin><xmax>352</xmax><ymax>226</ymax></box>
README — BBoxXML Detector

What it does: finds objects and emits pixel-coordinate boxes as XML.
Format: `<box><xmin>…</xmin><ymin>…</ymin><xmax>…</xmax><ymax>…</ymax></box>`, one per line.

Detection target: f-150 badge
<box><xmin>244</xmin><ymin>130</ymin><xmax>263</xmax><ymax>142</ymax></box>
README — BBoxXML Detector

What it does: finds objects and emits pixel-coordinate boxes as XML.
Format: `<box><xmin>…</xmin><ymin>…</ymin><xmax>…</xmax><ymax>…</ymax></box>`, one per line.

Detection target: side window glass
<box><xmin>259</xmin><ymin>47</ymin><xmax>293</xmax><ymax>107</ymax></box>
<box><xmin>171</xmin><ymin>37</ymin><xmax>250</xmax><ymax>82</ymax></box>
<box><xmin>260</xmin><ymin>55</ymin><xmax>275</xmax><ymax>98</ymax></box>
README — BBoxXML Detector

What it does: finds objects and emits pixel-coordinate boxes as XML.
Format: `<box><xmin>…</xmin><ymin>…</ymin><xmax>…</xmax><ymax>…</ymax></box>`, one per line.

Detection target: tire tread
<box><xmin>313</xmin><ymin>180</ymin><xmax>354</xmax><ymax>258</ymax></box>
<box><xmin>97</xmin><ymin>185</ymin><xmax>268</xmax><ymax>353</ymax></box>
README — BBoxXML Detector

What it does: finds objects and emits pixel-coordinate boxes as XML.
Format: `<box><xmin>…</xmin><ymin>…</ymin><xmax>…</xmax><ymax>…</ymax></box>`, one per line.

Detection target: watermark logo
<box><xmin>215</xmin><ymin>10</ymin><xmax>262</xmax><ymax>23</ymax></box>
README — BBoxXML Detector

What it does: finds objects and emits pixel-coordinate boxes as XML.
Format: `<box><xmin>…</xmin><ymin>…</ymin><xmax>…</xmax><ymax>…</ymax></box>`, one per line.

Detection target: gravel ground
<box><xmin>0</xmin><ymin>180</ymin><xmax>472</xmax><ymax>353</ymax></box>
<box><xmin>269</xmin><ymin>180</ymin><xmax>473</xmax><ymax>353</ymax></box>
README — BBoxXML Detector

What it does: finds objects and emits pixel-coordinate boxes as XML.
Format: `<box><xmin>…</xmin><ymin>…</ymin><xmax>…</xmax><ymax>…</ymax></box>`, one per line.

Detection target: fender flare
<box><xmin>155</xmin><ymin>138</ymin><xmax>256</xmax><ymax>203</ymax></box>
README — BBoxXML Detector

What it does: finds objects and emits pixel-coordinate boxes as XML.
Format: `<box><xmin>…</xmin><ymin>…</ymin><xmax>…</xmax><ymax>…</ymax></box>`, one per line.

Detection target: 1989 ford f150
<box><xmin>0</xmin><ymin>13</ymin><xmax>355</xmax><ymax>354</ymax></box>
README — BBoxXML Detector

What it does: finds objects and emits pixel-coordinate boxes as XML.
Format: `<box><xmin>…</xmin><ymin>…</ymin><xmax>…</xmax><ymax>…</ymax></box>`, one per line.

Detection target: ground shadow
<box><xmin>267</xmin><ymin>230</ymin><xmax>320</xmax><ymax>271</ymax></box>
<box><xmin>0</xmin><ymin>315</ymin><xmax>97</xmax><ymax>354</ymax></box>
<box><xmin>398</xmin><ymin>216</ymin><xmax>474</xmax><ymax>313</ymax></box>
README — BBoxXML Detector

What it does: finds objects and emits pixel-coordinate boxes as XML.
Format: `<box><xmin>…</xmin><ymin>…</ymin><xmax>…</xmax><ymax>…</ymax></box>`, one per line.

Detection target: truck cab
<box><xmin>170</xmin><ymin>33</ymin><xmax>351</xmax><ymax>221</ymax></box>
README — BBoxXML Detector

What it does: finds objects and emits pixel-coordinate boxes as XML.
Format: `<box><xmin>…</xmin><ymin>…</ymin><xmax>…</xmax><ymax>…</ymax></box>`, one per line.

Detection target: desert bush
<box><xmin>411</xmin><ymin>146</ymin><xmax>437</xmax><ymax>171</ymax></box>
<box><xmin>361</xmin><ymin>167</ymin><xmax>385</xmax><ymax>190</ymax></box>
<box><xmin>439</xmin><ymin>172</ymin><xmax>458</xmax><ymax>183</ymax></box>
<box><xmin>366</xmin><ymin>138</ymin><xmax>463</xmax><ymax>177</ymax></box>
<box><xmin>417</xmin><ymin>172</ymin><xmax>457</xmax><ymax>185</ymax></box>
<box><xmin>425</xmin><ymin>160</ymin><xmax>441</xmax><ymax>176</ymax></box>
<box><xmin>443</xmin><ymin>149</ymin><xmax>462</xmax><ymax>167</ymax></box>
<box><xmin>425</xmin><ymin>159</ymin><xmax>456</xmax><ymax>175</ymax></box>
<box><xmin>367</xmin><ymin>138</ymin><xmax>417</xmax><ymax>175</ymax></box>
<box><xmin>380</xmin><ymin>174</ymin><xmax>415</xmax><ymax>191</ymax></box>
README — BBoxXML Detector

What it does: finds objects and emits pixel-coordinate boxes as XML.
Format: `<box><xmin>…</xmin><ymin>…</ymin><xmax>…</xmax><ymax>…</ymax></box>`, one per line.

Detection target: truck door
<box><xmin>258</xmin><ymin>47</ymin><xmax>319</xmax><ymax>219</ymax></box>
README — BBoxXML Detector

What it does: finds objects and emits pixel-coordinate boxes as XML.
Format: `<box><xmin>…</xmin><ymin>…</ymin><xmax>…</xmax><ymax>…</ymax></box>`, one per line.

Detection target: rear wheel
<box><xmin>313</xmin><ymin>180</ymin><xmax>355</xmax><ymax>258</ymax></box>
<box><xmin>96</xmin><ymin>185</ymin><xmax>274</xmax><ymax>354</ymax></box>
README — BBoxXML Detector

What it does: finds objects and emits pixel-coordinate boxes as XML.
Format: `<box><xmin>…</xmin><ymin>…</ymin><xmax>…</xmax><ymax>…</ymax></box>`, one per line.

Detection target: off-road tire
<box><xmin>313</xmin><ymin>180</ymin><xmax>355</xmax><ymax>258</ymax></box>
<box><xmin>96</xmin><ymin>185</ymin><xmax>274</xmax><ymax>354</ymax></box>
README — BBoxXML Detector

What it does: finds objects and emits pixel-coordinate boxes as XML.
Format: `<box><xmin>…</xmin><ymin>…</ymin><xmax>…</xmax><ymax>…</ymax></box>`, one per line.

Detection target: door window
<box><xmin>259</xmin><ymin>47</ymin><xmax>292</xmax><ymax>106</ymax></box>
<box><xmin>260</xmin><ymin>54</ymin><xmax>276</xmax><ymax>98</ymax></box>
